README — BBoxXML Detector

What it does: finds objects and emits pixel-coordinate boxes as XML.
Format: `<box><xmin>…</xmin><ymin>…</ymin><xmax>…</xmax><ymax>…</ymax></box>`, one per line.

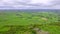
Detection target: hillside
<box><xmin>0</xmin><ymin>11</ymin><xmax>60</xmax><ymax>34</ymax></box>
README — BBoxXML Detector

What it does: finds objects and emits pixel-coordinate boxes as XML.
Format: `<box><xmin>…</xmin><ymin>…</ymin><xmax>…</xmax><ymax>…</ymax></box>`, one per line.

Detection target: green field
<box><xmin>0</xmin><ymin>11</ymin><xmax>60</xmax><ymax>34</ymax></box>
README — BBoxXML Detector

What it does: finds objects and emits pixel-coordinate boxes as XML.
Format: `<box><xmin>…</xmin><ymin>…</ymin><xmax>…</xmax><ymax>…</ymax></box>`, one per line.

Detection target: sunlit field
<box><xmin>0</xmin><ymin>10</ymin><xmax>60</xmax><ymax>34</ymax></box>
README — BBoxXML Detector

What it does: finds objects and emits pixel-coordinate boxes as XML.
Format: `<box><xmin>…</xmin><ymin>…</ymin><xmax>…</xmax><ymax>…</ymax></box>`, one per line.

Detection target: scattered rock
<box><xmin>33</xmin><ymin>28</ymin><xmax>49</xmax><ymax>34</ymax></box>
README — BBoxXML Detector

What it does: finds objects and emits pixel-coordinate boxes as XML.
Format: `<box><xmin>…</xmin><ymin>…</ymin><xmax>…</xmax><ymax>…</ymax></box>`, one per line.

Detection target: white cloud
<box><xmin>0</xmin><ymin>0</ymin><xmax>60</xmax><ymax>9</ymax></box>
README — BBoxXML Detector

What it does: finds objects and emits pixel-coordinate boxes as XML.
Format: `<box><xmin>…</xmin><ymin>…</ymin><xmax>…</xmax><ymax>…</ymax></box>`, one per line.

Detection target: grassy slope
<box><xmin>0</xmin><ymin>11</ymin><xmax>60</xmax><ymax>34</ymax></box>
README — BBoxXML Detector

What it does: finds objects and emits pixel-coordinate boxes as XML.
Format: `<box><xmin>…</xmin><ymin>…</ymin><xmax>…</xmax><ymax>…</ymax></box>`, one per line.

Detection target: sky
<box><xmin>0</xmin><ymin>0</ymin><xmax>60</xmax><ymax>9</ymax></box>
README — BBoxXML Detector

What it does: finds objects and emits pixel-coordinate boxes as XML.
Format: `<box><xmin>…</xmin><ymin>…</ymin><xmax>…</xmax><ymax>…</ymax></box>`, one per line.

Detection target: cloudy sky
<box><xmin>0</xmin><ymin>0</ymin><xmax>60</xmax><ymax>9</ymax></box>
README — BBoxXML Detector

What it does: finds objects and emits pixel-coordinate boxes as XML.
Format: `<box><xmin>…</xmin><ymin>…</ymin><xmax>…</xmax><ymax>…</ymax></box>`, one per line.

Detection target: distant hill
<box><xmin>0</xmin><ymin>9</ymin><xmax>60</xmax><ymax>13</ymax></box>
